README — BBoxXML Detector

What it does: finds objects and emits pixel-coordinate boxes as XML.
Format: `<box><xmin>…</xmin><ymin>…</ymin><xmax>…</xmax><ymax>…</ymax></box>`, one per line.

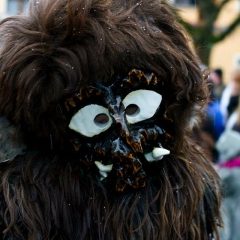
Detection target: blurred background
<box><xmin>170</xmin><ymin>0</ymin><xmax>240</xmax><ymax>83</ymax></box>
<box><xmin>0</xmin><ymin>0</ymin><xmax>28</xmax><ymax>19</ymax></box>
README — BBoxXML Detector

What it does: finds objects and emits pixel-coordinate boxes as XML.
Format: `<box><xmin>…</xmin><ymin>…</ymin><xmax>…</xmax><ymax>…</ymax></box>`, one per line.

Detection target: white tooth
<box><xmin>144</xmin><ymin>152</ymin><xmax>158</xmax><ymax>162</ymax></box>
<box><xmin>144</xmin><ymin>147</ymin><xmax>170</xmax><ymax>162</ymax></box>
<box><xmin>152</xmin><ymin>147</ymin><xmax>170</xmax><ymax>158</ymax></box>
<box><xmin>94</xmin><ymin>161</ymin><xmax>113</xmax><ymax>172</ymax></box>
<box><xmin>99</xmin><ymin>171</ymin><xmax>108</xmax><ymax>178</ymax></box>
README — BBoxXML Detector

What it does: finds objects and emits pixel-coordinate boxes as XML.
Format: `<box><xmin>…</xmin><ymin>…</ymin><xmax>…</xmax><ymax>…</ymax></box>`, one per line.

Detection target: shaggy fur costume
<box><xmin>0</xmin><ymin>0</ymin><xmax>222</xmax><ymax>239</ymax></box>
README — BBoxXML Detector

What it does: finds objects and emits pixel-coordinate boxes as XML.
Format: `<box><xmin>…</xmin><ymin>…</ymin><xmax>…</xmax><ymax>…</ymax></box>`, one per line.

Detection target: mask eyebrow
<box><xmin>63</xmin><ymin>86</ymin><xmax>106</xmax><ymax>113</ymax></box>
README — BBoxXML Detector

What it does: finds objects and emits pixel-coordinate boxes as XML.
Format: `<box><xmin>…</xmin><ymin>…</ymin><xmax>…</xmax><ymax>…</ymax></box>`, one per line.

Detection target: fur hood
<box><xmin>0</xmin><ymin>117</ymin><xmax>25</xmax><ymax>163</ymax></box>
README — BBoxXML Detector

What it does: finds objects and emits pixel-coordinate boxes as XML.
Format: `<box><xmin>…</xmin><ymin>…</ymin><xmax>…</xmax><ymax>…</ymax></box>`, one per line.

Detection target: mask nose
<box><xmin>112</xmin><ymin>115</ymin><xmax>143</xmax><ymax>153</ymax></box>
<box><xmin>109</xmin><ymin>100</ymin><xmax>143</xmax><ymax>153</ymax></box>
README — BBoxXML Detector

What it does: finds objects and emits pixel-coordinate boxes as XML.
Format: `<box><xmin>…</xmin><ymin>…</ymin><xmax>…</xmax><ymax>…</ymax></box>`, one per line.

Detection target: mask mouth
<box><xmin>94</xmin><ymin>144</ymin><xmax>170</xmax><ymax>188</ymax></box>
<box><xmin>94</xmin><ymin>161</ymin><xmax>113</xmax><ymax>180</ymax></box>
<box><xmin>78</xmin><ymin>126</ymin><xmax>171</xmax><ymax>191</ymax></box>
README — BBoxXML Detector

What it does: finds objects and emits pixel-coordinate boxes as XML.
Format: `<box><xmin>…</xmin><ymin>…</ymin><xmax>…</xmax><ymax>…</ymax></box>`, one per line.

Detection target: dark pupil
<box><xmin>125</xmin><ymin>104</ymin><xmax>139</xmax><ymax>115</ymax></box>
<box><xmin>94</xmin><ymin>113</ymin><xmax>109</xmax><ymax>124</ymax></box>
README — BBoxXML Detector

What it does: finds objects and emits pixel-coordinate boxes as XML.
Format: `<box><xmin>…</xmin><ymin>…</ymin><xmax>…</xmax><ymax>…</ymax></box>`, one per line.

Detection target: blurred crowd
<box><xmin>198</xmin><ymin>67</ymin><xmax>240</xmax><ymax>240</ymax></box>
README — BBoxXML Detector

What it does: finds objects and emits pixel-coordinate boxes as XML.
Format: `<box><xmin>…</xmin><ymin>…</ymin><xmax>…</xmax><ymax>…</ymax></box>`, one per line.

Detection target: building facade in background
<box><xmin>0</xmin><ymin>0</ymin><xmax>239</xmax><ymax>83</ymax></box>
<box><xmin>0</xmin><ymin>0</ymin><xmax>28</xmax><ymax>19</ymax></box>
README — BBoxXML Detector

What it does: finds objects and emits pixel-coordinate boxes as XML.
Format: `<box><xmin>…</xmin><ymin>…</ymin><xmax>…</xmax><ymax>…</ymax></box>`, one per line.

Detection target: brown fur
<box><xmin>0</xmin><ymin>0</ymin><xmax>222</xmax><ymax>239</ymax></box>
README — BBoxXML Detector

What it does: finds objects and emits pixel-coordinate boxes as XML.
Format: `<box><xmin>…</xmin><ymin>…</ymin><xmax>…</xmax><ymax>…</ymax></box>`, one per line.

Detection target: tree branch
<box><xmin>213</xmin><ymin>14</ymin><xmax>240</xmax><ymax>43</ymax></box>
<box><xmin>218</xmin><ymin>0</ymin><xmax>230</xmax><ymax>12</ymax></box>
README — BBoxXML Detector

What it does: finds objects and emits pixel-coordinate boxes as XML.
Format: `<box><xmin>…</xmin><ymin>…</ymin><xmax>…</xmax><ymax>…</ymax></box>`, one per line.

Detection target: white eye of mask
<box><xmin>69</xmin><ymin>104</ymin><xmax>112</xmax><ymax>137</ymax></box>
<box><xmin>123</xmin><ymin>90</ymin><xmax>162</xmax><ymax>124</ymax></box>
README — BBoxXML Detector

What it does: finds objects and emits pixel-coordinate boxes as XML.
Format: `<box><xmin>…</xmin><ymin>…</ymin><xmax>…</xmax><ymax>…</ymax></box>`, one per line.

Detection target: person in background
<box><xmin>225</xmin><ymin>96</ymin><xmax>240</xmax><ymax>131</ymax></box>
<box><xmin>197</xmin><ymin>69</ymin><xmax>225</xmax><ymax>162</ymax></box>
<box><xmin>209</xmin><ymin>68</ymin><xmax>225</xmax><ymax>101</ymax></box>
<box><xmin>217</xmin><ymin>161</ymin><xmax>240</xmax><ymax>240</ymax></box>
<box><xmin>220</xmin><ymin>67</ymin><xmax>240</xmax><ymax>125</ymax></box>
<box><xmin>196</xmin><ymin>77</ymin><xmax>224</xmax><ymax>163</ymax></box>
<box><xmin>216</xmin><ymin>86</ymin><xmax>240</xmax><ymax>240</ymax></box>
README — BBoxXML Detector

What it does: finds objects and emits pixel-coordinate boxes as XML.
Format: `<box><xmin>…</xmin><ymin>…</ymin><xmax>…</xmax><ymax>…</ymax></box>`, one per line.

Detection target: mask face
<box><xmin>64</xmin><ymin>69</ymin><xmax>172</xmax><ymax>191</ymax></box>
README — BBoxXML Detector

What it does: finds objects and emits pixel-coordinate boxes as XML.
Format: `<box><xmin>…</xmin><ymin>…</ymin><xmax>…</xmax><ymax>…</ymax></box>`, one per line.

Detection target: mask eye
<box><xmin>125</xmin><ymin>104</ymin><xmax>140</xmax><ymax>116</ymax></box>
<box><xmin>94</xmin><ymin>113</ymin><xmax>110</xmax><ymax>124</ymax></box>
<box><xmin>69</xmin><ymin>104</ymin><xmax>112</xmax><ymax>137</ymax></box>
<box><xmin>123</xmin><ymin>90</ymin><xmax>162</xmax><ymax>124</ymax></box>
